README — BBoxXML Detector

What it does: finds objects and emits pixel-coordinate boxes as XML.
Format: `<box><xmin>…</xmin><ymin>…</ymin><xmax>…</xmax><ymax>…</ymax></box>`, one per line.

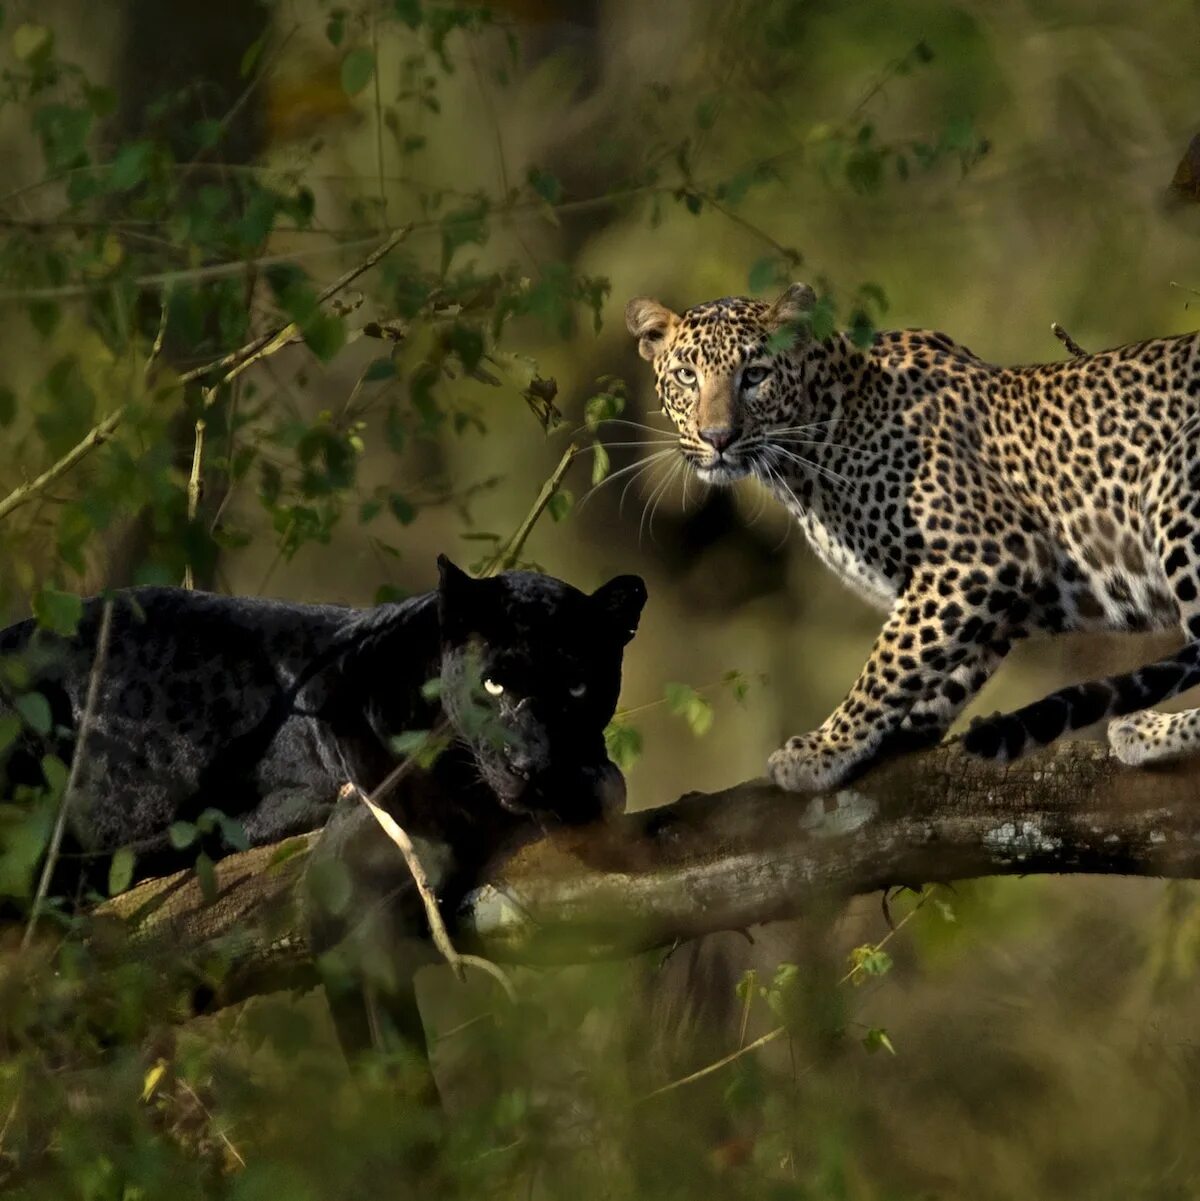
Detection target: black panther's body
<box><xmin>0</xmin><ymin>556</ymin><xmax>646</xmax><ymax>1076</ymax></box>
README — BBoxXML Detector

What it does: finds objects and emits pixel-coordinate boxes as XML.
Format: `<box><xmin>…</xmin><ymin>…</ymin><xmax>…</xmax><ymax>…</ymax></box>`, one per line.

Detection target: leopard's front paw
<box><xmin>767</xmin><ymin>733</ymin><xmax>854</xmax><ymax>793</ymax></box>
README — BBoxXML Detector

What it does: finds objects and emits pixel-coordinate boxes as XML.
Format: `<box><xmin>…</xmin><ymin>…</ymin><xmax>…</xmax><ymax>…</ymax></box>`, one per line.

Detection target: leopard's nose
<box><xmin>699</xmin><ymin>426</ymin><xmax>739</xmax><ymax>452</ymax></box>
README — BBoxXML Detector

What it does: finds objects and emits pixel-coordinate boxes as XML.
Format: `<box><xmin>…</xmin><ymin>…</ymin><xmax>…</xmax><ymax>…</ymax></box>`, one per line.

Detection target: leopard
<box><xmin>626</xmin><ymin>281</ymin><xmax>1200</xmax><ymax>792</ymax></box>
<box><xmin>0</xmin><ymin>555</ymin><xmax>645</xmax><ymax>1071</ymax></box>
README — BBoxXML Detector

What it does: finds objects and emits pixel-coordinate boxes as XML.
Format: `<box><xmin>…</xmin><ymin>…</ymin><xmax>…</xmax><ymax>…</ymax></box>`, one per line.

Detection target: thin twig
<box><xmin>144</xmin><ymin>289</ymin><xmax>171</xmax><ymax>382</ymax></box>
<box><xmin>0</xmin><ymin>408</ymin><xmax>126</xmax><ymax>524</ymax></box>
<box><xmin>342</xmin><ymin>775</ymin><xmax>516</xmax><ymax>1001</ymax></box>
<box><xmin>176</xmin><ymin>1080</ymin><xmax>247</xmax><ymax>1169</ymax></box>
<box><xmin>183</xmin><ymin>419</ymin><xmax>206</xmax><ymax>590</ymax></box>
<box><xmin>183</xmin><ymin>25</ymin><xmax>298</xmax><ymax>177</ymax></box>
<box><xmin>0</xmin><ymin>233</ymin><xmax>396</xmax><ymax>303</ymax></box>
<box><xmin>639</xmin><ymin>893</ymin><xmax>927</xmax><ymax>1101</ymax></box>
<box><xmin>479</xmin><ymin>443</ymin><xmax>579</xmax><ymax>577</ymax></box>
<box><xmin>22</xmin><ymin>597</ymin><xmax>115</xmax><ymax>950</ymax></box>
<box><xmin>1051</xmin><ymin>322</ymin><xmax>1087</xmax><ymax>357</ymax></box>
<box><xmin>372</xmin><ymin>16</ymin><xmax>387</xmax><ymax>226</ymax></box>
<box><xmin>178</xmin><ymin>224</ymin><xmax>412</xmax><ymax>388</ymax></box>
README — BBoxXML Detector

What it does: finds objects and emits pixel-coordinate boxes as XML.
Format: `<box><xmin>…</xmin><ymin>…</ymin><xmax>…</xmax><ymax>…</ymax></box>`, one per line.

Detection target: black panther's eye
<box><xmin>742</xmin><ymin>365</ymin><xmax>770</xmax><ymax>388</ymax></box>
<box><xmin>672</xmin><ymin>365</ymin><xmax>697</xmax><ymax>387</ymax></box>
<box><xmin>568</xmin><ymin>683</ymin><xmax>587</xmax><ymax>699</ymax></box>
<box><xmin>483</xmin><ymin>678</ymin><xmax>504</xmax><ymax>697</ymax></box>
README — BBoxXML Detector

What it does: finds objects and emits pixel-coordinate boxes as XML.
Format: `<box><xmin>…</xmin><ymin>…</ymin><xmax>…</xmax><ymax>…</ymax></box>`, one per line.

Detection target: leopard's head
<box><xmin>625</xmin><ymin>283</ymin><xmax>818</xmax><ymax>486</ymax></box>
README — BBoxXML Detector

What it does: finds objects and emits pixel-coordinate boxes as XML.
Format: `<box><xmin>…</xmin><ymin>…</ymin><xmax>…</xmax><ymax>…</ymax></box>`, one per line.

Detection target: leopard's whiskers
<box><xmin>764</xmin><ymin>443</ymin><xmax>853</xmax><ymax>490</ymax></box>
<box><xmin>577</xmin><ymin>417</ymin><xmax>675</xmax><ymax>439</ymax></box>
<box><xmin>639</xmin><ymin>456</ymin><xmax>686</xmax><ymax>545</ymax></box>
<box><xmin>578</xmin><ymin>447</ymin><xmax>677</xmax><ymax>512</ymax></box>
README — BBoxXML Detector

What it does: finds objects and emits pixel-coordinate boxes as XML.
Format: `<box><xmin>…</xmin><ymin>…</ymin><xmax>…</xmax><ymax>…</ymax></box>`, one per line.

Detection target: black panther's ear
<box><xmin>590</xmin><ymin>574</ymin><xmax>647</xmax><ymax>645</ymax></box>
<box><xmin>436</xmin><ymin>554</ymin><xmax>478</xmax><ymax>641</ymax></box>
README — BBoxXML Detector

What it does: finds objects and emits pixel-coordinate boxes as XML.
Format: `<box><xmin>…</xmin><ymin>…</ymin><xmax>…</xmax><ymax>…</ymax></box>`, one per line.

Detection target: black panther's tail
<box><xmin>962</xmin><ymin>641</ymin><xmax>1200</xmax><ymax>762</ymax></box>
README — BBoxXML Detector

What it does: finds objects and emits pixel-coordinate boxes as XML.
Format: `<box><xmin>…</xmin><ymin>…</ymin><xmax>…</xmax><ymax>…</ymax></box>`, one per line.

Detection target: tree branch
<box><xmin>96</xmin><ymin>739</ymin><xmax>1200</xmax><ymax>1007</ymax></box>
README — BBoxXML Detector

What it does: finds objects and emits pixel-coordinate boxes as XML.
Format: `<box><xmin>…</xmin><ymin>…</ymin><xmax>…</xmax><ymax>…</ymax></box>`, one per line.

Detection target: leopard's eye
<box><xmin>568</xmin><ymin>683</ymin><xmax>587</xmax><ymax>699</ymax></box>
<box><xmin>672</xmin><ymin>365</ymin><xmax>697</xmax><ymax>388</ymax></box>
<box><xmin>742</xmin><ymin>365</ymin><xmax>770</xmax><ymax>388</ymax></box>
<box><xmin>483</xmin><ymin>678</ymin><xmax>505</xmax><ymax>697</ymax></box>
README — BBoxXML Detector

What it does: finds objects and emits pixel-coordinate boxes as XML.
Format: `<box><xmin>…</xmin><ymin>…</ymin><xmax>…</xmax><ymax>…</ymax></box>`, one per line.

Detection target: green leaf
<box><xmin>0</xmin><ymin>386</ymin><xmax>15</xmax><ymax>428</ymax></box>
<box><xmin>734</xmin><ymin>968</ymin><xmax>757</xmax><ymax>1003</ymax></box>
<box><xmin>695</xmin><ymin>96</ymin><xmax>718</xmax><ymax>130</ymax></box>
<box><xmin>12</xmin><ymin>22</ymin><xmax>51</xmax><ymax>64</ymax></box>
<box><xmin>28</xmin><ymin>300</ymin><xmax>60</xmax><ymax>339</ymax></box>
<box><xmin>862</xmin><ymin>1027</ymin><xmax>896</xmax><ymax>1055</ymax></box>
<box><xmin>848</xmin><ymin>944</ymin><xmax>893</xmax><ymax>982</ymax></box>
<box><xmin>216</xmin><ymin>813</ymin><xmax>250</xmax><ymax>852</ymax></box>
<box><xmin>14</xmin><ymin>693</ymin><xmax>51</xmax><ymax>736</ymax></box>
<box><xmin>393</xmin><ymin>0</ymin><xmax>422</xmax><ymax>27</ymax></box>
<box><xmin>240</xmin><ymin>30</ymin><xmax>267</xmax><ymax>77</ymax></box>
<box><xmin>326</xmin><ymin>13</ymin><xmax>345</xmax><ymax>46</ymax></box>
<box><xmin>33</xmin><ymin>104</ymin><xmax>93</xmax><ymax>173</ymax></box>
<box><xmin>447</xmin><ymin>322</ymin><xmax>484</xmax><ymax>372</ymax></box>
<box><xmin>268</xmin><ymin>838</ymin><xmax>310</xmax><ymax>870</ymax></box>
<box><xmin>591</xmin><ymin>441</ymin><xmax>610</xmax><ymax>486</ymax></box>
<box><xmin>748</xmin><ymin>255</ymin><xmax>785</xmax><ymax>294</ymax></box>
<box><xmin>388</xmin><ymin>493</ymin><xmax>417</xmax><ymax>525</ymax></box>
<box><xmin>440</xmin><ymin>198</ymin><xmax>489</xmax><ymax>272</ymax></box>
<box><xmin>363</xmin><ymin>356</ymin><xmax>396</xmax><ymax>382</ymax></box>
<box><xmin>390</xmin><ymin>728</ymin><xmax>449</xmax><ymax>769</ymax></box>
<box><xmin>722</xmin><ymin>669</ymin><xmax>750</xmax><ymax>703</ymax></box>
<box><xmin>308</xmin><ymin>858</ymin><xmax>352</xmax><ymax>916</ymax></box>
<box><xmin>664</xmin><ymin>682</ymin><xmax>714</xmax><ymax>737</ymax></box>
<box><xmin>168</xmin><ymin>821</ymin><xmax>198</xmax><ymax>850</ymax></box>
<box><xmin>527</xmin><ymin>166</ymin><xmax>563</xmax><ymax>205</ymax></box>
<box><xmin>604</xmin><ymin>720</ymin><xmax>642</xmax><ymax>772</ymax></box>
<box><xmin>83</xmin><ymin>84</ymin><xmax>116</xmax><ymax>118</ymax></box>
<box><xmin>108</xmin><ymin>847</ymin><xmax>135</xmax><ymax>897</ymax></box>
<box><xmin>0</xmin><ymin>714</ymin><xmax>21</xmax><ymax>754</ymax></box>
<box><xmin>195</xmin><ymin>852</ymin><xmax>217</xmax><ymax>903</ymax></box>
<box><xmin>32</xmin><ymin>588</ymin><xmax>82</xmax><ymax>637</ymax></box>
<box><xmin>583</xmin><ymin>383</ymin><xmax>626</xmax><ymax>432</ymax></box>
<box><xmin>340</xmin><ymin>47</ymin><xmax>376</xmax><ymax>96</ymax></box>
<box><xmin>106</xmin><ymin>140</ymin><xmax>154</xmax><ymax>192</ymax></box>
<box><xmin>547</xmin><ymin>488</ymin><xmax>573</xmax><ymax>522</ymax></box>
<box><xmin>40</xmin><ymin>754</ymin><xmax>68</xmax><ymax>795</ymax></box>
<box><xmin>301</xmin><ymin>311</ymin><xmax>346</xmax><ymax>362</ymax></box>
<box><xmin>848</xmin><ymin>309</ymin><xmax>875</xmax><ymax>349</ymax></box>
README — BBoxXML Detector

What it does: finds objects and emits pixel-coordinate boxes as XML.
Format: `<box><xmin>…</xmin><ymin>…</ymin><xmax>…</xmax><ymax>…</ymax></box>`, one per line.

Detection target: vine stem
<box><xmin>480</xmin><ymin>442</ymin><xmax>579</xmax><ymax>577</ymax></box>
<box><xmin>178</xmin><ymin>224</ymin><xmax>412</xmax><ymax>388</ymax></box>
<box><xmin>0</xmin><ymin>408</ymin><xmax>127</xmax><ymax>524</ymax></box>
<box><xmin>22</xmin><ymin>597</ymin><xmax>115</xmax><ymax>950</ymax></box>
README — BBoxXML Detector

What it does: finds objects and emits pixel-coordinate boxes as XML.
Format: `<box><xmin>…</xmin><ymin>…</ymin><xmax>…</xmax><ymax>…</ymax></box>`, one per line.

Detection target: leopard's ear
<box><xmin>590</xmin><ymin>574</ymin><xmax>647</xmax><ymax>646</ymax></box>
<box><xmin>766</xmin><ymin>282</ymin><xmax>817</xmax><ymax>342</ymax></box>
<box><xmin>625</xmin><ymin>297</ymin><xmax>678</xmax><ymax>362</ymax></box>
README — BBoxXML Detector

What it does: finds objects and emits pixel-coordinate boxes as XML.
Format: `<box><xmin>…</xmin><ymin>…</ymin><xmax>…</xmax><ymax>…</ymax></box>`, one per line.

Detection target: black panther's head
<box><xmin>435</xmin><ymin>555</ymin><xmax>646</xmax><ymax>825</ymax></box>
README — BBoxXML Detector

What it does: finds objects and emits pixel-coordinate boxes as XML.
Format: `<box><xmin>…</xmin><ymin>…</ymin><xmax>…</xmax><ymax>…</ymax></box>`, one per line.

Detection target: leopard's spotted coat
<box><xmin>626</xmin><ymin>283</ymin><xmax>1200</xmax><ymax>791</ymax></box>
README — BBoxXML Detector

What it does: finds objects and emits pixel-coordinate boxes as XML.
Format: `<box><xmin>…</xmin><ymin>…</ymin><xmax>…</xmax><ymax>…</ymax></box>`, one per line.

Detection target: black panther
<box><xmin>0</xmin><ymin>556</ymin><xmax>646</xmax><ymax>1078</ymax></box>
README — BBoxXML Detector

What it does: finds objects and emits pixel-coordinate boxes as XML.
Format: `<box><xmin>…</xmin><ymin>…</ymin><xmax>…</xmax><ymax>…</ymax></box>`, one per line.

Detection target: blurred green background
<box><xmin>4</xmin><ymin>0</ymin><xmax>1200</xmax><ymax>1196</ymax></box>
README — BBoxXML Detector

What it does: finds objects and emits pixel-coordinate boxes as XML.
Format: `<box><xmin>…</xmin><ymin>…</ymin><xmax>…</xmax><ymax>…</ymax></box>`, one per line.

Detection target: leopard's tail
<box><xmin>961</xmin><ymin>641</ymin><xmax>1200</xmax><ymax>761</ymax></box>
